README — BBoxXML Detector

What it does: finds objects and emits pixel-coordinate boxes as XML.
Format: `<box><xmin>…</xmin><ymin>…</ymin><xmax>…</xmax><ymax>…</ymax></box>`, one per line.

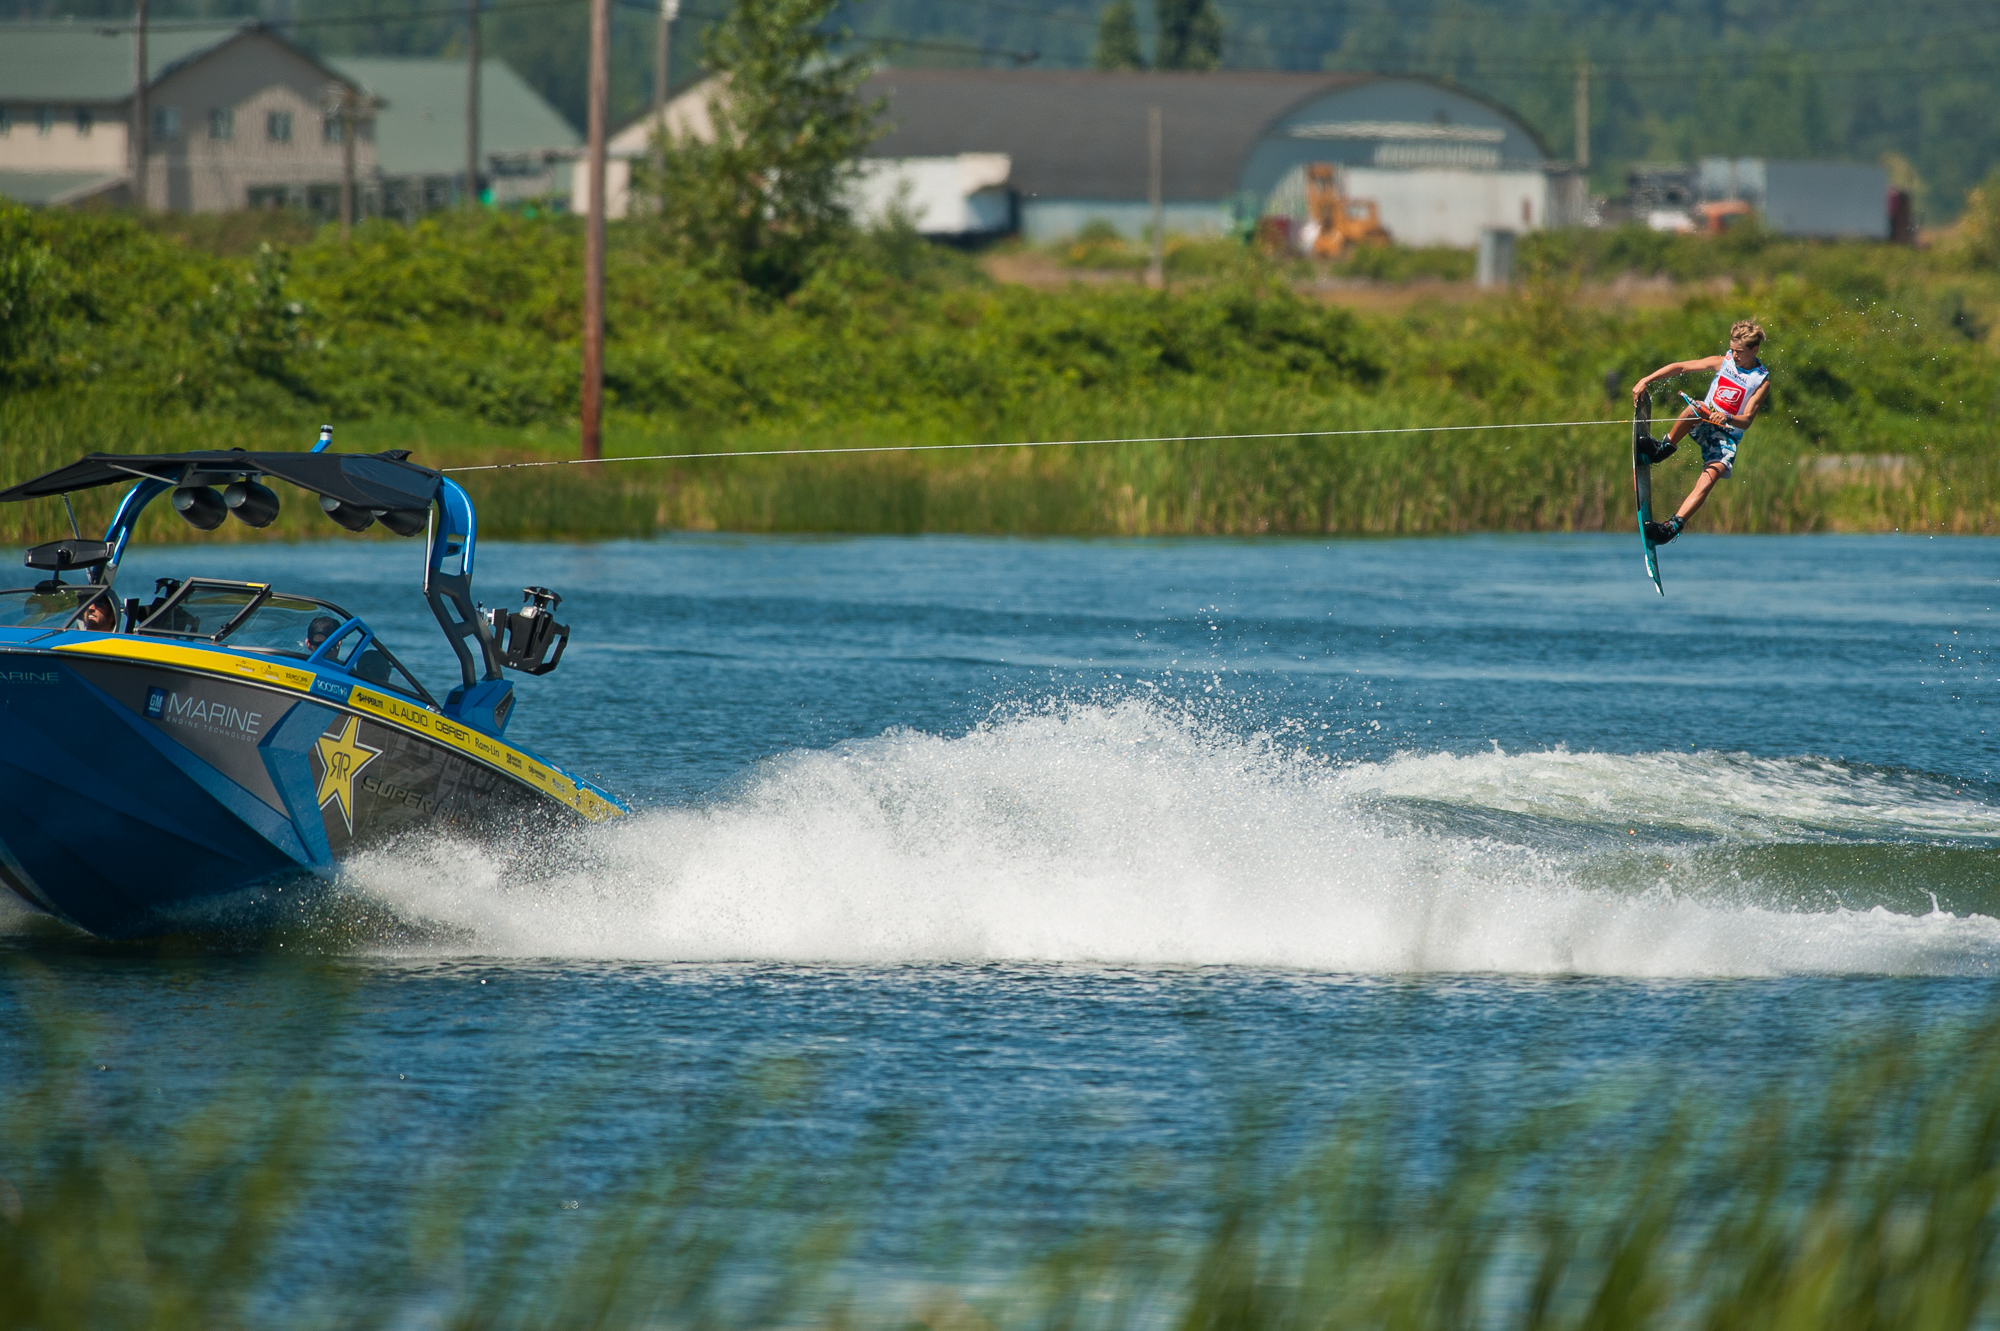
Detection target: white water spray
<box><xmin>338</xmin><ymin>701</ymin><xmax>2000</xmax><ymax>977</ymax></box>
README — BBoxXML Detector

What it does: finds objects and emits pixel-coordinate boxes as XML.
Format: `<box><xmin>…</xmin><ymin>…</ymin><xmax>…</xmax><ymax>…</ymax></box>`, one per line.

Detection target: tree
<box><xmin>1093</xmin><ymin>0</ymin><xmax>1146</xmax><ymax>70</ymax></box>
<box><xmin>645</xmin><ymin>0</ymin><xmax>881</xmax><ymax>294</ymax></box>
<box><xmin>1154</xmin><ymin>0</ymin><xmax>1222</xmax><ymax>70</ymax></box>
<box><xmin>0</xmin><ymin>203</ymin><xmax>65</xmax><ymax>388</ymax></box>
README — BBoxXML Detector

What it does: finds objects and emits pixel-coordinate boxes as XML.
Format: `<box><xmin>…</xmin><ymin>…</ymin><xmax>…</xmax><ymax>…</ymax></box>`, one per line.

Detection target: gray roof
<box><xmin>863</xmin><ymin>69</ymin><xmax>1373</xmax><ymax>201</ymax></box>
<box><xmin>0</xmin><ymin>170</ymin><xmax>125</xmax><ymax>205</ymax></box>
<box><xmin>0</xmin><ymin>21</ymin><xmax>330</xmax><ymax>104</ymax></box>
<box><xmin>862</xmin><ymin>69</ymin><xmax>1553</xmax><ymax>201</ymax></box>
<box><xmin>331</xmin><ymin>57</ymin><xmax>579</xmax><ymax>175</ymax></box>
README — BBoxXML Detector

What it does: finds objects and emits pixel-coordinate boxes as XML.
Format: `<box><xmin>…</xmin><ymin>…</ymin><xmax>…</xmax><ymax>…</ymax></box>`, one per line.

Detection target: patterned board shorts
<box><xmin>1690</xmin><ymin>422</ymin><xmax>1738</xmax><ymax>478</ymax></box>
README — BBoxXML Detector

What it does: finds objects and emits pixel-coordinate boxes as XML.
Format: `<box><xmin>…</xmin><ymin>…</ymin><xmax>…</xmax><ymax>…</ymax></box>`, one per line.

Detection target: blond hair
<box><xmin>1729</xmin><ymin>320</ymin><xmax>1765</xmax><ymax>350</ymax></box>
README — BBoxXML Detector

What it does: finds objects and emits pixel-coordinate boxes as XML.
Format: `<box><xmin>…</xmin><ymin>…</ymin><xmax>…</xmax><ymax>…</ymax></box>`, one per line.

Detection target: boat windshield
<box><xmin>0</xmin><ymin>585</ymin><xmax>106</xmax><ymax>630</ymax></box>
<box><xmin>226</xmin><ymin>594</ymin><xmax>353</xmax><ymax>657</ymax></box>
<box><xmin>132</xmin><ymin>579</ymin><xmax>436</xmax><ymax>703</ymax></box>
<box><xmin>316</xmin><ymin>622</ymin><xmax>434</xmax><ymax>704</ymax></box>
<box><xmin>143</xmin><ymin>583</ymin><xmax>263</xmax><ymax>639</ymax></box>
<box><xmin>136</xmin><ymin>581</ymin><xmax>348</xmax><ymax>653</ymax></box>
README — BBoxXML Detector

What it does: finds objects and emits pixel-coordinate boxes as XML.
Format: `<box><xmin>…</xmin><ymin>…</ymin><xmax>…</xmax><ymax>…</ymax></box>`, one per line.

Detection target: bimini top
<box><xmin>0</xmin><ymin>449</ymin><xmax>441</xmax><ymax>511</ymax></box>
<box><xmin>0</xmin><ymin>435</ymin><xmax>560</xmax><ymax>702</ymax></box>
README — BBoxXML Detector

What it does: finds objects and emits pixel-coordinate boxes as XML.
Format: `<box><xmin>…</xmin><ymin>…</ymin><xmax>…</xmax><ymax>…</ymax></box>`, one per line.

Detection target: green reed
<box><xmin>3</xmin><ymin>384</ymin><xmax>1990</xmax><ymax>547</ymax></box>
<box><xmin>6</xmin><ymin>996</ymin><xmax>2000</xmax><ymax>1330</ymax></box>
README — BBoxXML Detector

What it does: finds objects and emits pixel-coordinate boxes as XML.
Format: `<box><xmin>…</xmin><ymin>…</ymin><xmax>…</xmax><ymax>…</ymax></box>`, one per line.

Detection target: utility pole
<box><xmin>1146</xmin><ymin>104</ymin><xmax>1163</xmax><ymax>289</ymax></box>
<box><xmin>580</xmin><ymin>0</ymin><xmax>609</xmax><ymax>462</ymax></box>
<box><xmin>131</xmin><ymin>0</ymin><xmax>147</xmax><ymax>211</ymax></box>
<box><xmin>1574</xmin><ymin>62</ymin><xmax>1589</xmax><ymax>173</ymax></box>
<box><xmin>654</xmin><ymin>0</ymin><xmax>677</xmax><ymax>116</ymax></box>
<box><xmin>466</xmin><ymin>0</ymin><xmax>481</xmax><ymax>207</ymax></box>
<box><xmin>328</xmin><ymin>82</ymin><xmax>377</xmax><ymax>238</ymax></box>
<box><xmin>339</xmin><ymin>85</ymin><xmax>357</xmax><ymax>237</ymax></box>
<box><xmin>653</xmin><ymin>0</ymin><xmax>677</xmax><ymax>211</ymax></box>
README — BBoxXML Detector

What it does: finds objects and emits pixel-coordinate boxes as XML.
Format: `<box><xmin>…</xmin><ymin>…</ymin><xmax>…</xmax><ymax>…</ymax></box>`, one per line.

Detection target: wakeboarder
<box><xmin>1630</xmin><ymin>321</ymin><xmax>1772</xmax><ymax>545</ymax></box>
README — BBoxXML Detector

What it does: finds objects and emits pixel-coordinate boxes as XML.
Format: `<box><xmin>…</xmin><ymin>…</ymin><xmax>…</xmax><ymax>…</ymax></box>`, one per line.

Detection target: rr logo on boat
<box><xmin>312</xmin><ymin>714</ymin><xmax>382</xmax><ymax>834</ymax></box>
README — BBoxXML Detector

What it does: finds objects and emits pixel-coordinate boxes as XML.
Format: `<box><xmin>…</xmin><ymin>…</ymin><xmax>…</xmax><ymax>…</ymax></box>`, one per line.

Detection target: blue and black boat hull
<box><xmin>0</xmin><ymin>640</ymin><xmax>618</xmax><ymax>939</ymax></box>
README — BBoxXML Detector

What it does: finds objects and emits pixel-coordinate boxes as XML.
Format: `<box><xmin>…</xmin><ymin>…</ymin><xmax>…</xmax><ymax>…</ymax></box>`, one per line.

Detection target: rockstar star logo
<box><xmin>313</xmin><ymin>714</ymin><xmax>382</xmax><ymax>834</ymax></box>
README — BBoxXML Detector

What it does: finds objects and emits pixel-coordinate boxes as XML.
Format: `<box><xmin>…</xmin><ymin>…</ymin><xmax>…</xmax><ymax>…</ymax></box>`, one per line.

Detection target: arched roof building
<box><xmin>859</xmin><ymin>69</ymin><xmax>1569</xmax><ymax>247</ymax></box>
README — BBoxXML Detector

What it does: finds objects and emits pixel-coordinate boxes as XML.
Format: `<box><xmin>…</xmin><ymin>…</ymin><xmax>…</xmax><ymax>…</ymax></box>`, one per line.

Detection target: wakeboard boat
<box><xmin>0</xmin><ymin>431</ymin><xmax>625</xmax><ymax>938</ymax></box>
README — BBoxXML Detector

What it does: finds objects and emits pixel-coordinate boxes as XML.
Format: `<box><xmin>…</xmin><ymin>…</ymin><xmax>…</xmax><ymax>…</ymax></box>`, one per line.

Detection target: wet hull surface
<box><xmin>0</xmin><ymin>652</ymin><xmax>555</xmax><ymax>937</ymax></box>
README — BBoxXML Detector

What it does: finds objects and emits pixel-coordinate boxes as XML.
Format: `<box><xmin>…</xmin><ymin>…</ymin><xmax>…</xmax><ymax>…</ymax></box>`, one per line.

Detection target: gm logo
<box><xmin>145</xmin><ymin>686</ymin><xmax>167</xmax><ymax>718</ymax></box>
<box><xmin>311</xmin><ymin>676</ymin><xmax>353</xmax><ymax>704</ymax></box>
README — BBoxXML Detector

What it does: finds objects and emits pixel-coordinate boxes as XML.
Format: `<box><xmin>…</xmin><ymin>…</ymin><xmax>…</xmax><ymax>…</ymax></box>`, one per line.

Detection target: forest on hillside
<box><xmin>3</xmin><ymin>0</ymin><xmax>1996</xmax><ymax>220</ymax></box>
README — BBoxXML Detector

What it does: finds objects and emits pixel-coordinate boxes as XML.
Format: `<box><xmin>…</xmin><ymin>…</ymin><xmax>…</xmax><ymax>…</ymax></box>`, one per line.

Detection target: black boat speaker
<box><xmin>172</xmin><ymin>486</ymin><xmax>227</xmax><ymax>530</ymax></box>
<box><xmin>319</xmin><ymin>494</ymin><xmax>376</xmax><ymax>532</ymax></box>
<box><xmin>224</xmin><ymin>479</ymin><xmax>280</xmax><ymax>528</ymax></box>
<box><xmin>486</xmin><ymin>587</ymin><xmax>569</xmax><ymax>675</ymax></box>
<box><xmin>377</xmin><ymin>508</ymin><xmax>429</xmax><ymax>537</ymax></box>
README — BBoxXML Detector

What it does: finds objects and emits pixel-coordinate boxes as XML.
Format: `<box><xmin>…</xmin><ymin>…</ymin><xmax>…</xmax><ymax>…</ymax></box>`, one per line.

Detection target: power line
<box><xmin>45</xmin><ymin>0</ymin><xmax>1040</xmax><ymax>62</ymax></box>
<box><xmin>1197</xmin><ymin>0</ymin><xmax>2000</xmax><ymax>23</ymax></box>
<box><xmin>47</xmin><ymin>0</ymin><xmax>573</xmax><ymax>32</ymax></box>
<box><xmin>868</xmin><ymin>0</ymin><xmax>2000</xmax><ymax>73</ymax></box>
<box><xmin>38</xmin><ymin>0</ymin><xmax>1993</xmax><ymax>73</ymax></box>
<box><xmin>848</xmin><ymin>0</ymin><xmax>2000</xmax><ymax>76</ymax></box>
<box><xmin>629</xmin><ymin>0</ymin><xmax>1041</xmax><ymax>61</ymax></box>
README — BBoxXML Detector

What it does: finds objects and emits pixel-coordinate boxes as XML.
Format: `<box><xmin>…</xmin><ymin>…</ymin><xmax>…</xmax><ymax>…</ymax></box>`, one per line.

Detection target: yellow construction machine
<box><xmin>1303</xmin><ymin>163</ymin><xmax>1391</xmax><ymax>258</ymax></box>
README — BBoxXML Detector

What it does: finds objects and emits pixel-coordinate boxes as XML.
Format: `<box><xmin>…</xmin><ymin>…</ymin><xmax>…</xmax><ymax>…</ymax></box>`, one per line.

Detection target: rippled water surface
<box><xmin>4</xmin><ymin>532</ymin><xmax>1998</xmax><ymax>1268</ymax></box>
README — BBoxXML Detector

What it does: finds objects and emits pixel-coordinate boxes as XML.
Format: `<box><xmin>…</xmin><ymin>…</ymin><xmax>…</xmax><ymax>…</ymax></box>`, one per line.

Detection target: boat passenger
<box><xmin>80</xmin><ymin>597</ymin><xmax>118</xmax><ymax>633</ymax></box>
<box><xmin>306</xmin><ymin>615</ymin><xmax>342</xmax><ymax>652</ymax></box>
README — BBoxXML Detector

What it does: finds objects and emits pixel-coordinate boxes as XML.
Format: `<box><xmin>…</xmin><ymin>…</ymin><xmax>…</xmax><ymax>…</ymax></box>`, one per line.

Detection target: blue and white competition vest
<box><xmin>1701</xmin><ymin>355</ymin><xmax>1770</xmax><ymax>441</ymax></box>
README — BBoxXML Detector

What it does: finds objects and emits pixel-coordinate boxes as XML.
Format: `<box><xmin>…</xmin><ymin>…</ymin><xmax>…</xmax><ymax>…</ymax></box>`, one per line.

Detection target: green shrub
<box><xmin>1</xmin><ymin>208</ymin><xmax>1997</xmax><ymax>540</ymax></box>
<box><xmin>1328</xmin><ymin>243</ymin><xmax>1475</xmax><ymax>282</ymax></box>
<box><xmin>0</xmin><ymin>203</ymin><xmax>66</xmax><ymax>386</ymax></box>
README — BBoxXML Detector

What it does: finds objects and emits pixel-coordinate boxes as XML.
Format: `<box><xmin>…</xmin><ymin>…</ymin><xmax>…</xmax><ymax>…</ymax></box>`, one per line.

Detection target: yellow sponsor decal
<box><xmin>52</xmin><ymin>636</ymin><xmax>623</xmax><ymax>822</ymax></box>
<box><xmin>57</xmin><ymin>634</ymin><xmax>316</xmax><ymax>693</ymax></box>
<box><xmin>345</xmin><ymin>688</ymin><xmax>620</xmax><ymax>821</ymax></box>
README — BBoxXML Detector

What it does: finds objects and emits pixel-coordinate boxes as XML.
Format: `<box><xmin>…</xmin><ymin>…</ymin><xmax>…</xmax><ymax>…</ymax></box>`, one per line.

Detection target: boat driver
<box><xmin>1630</xmin><ymin>321</ymin><xmax>1772</xmax><ymax>545</ymax></box>
<box><xmin>79</xmin><ymin>596</ymin><xmax>118</xmax><ymax>633</ymax></box>
<box><xmin>305</xmin><ymin>615</ymin><xmax>342</xmax><ymax>654</ymax></box>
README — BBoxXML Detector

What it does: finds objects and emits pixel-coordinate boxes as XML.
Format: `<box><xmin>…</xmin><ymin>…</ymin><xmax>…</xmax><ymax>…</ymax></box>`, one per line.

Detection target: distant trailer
<box><xmin>1699</xmin><ymin>158</ymin><xmax>1889</xmax><ymax>240</ymax></box>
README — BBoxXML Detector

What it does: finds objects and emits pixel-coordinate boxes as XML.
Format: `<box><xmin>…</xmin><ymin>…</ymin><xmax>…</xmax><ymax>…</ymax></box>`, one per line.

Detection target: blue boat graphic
<box><xmin>0</xmin><ymin>433</ymin><xmax>626</xmax><ymax>938</ymax></box>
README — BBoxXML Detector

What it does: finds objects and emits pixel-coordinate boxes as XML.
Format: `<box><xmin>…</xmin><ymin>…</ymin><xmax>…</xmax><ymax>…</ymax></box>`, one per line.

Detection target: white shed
<box><xmin>571</xmin><ymin>77</ymin><xmax>1013</xmax><ymax>237</ymax></box>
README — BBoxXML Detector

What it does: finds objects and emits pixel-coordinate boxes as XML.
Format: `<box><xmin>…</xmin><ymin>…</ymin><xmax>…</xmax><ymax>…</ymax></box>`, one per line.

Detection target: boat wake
<box><xmin>315</xmin><ymin>699</ymin><xmax>2000</xmax><ymax>977</ymax></box>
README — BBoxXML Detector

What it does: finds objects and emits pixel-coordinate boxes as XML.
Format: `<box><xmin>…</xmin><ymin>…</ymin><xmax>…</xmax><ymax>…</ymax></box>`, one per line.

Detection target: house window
<box><xmin>150</xmin><ymin>106</ymin><xmax>179</xmax><ymax>139</ymax></box>
<box><xmin>74</xmin><ymin>107</ymin><xmax>92</xmax><ymax>136</ymax></box>
<box><xmin>209</xmin><ymin>107</ymin><xmax>234</xmax><ymax>140</ymax></box>
<box><xmin>37</xmin><ymin>106</ymin><xmax>54</xmax><ymax>135</ymax></box>
<box><xmin>267</xmin><ymin>110</ymin><xmax>292</xmax><ymax>143</ymax></box>
<box><xmin>322</xmin><ymin>115</ymin><xmax>342</xmax><ymax>144</ymax></box>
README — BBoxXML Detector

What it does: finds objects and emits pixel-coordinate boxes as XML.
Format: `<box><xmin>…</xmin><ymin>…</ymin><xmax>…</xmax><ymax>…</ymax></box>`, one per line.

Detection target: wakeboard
<box><xmin>1633</xmin><ymin>392</ymin><xmax>1664</xmax><ymax>596</ymax></box>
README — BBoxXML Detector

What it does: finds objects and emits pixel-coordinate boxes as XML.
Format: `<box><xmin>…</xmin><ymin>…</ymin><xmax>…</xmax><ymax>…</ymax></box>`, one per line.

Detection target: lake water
<box><xmin>4</xmin><ymin>533</ymin><xmax>1998</xmax><ymax>1295</ymax></box>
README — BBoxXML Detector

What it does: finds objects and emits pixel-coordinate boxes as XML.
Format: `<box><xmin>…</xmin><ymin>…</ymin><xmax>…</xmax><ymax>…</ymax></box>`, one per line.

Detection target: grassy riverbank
<box><xmin>4</xmin><ymin>203</ymin><xmax>1998</xmax><ymax>543</ymax></box>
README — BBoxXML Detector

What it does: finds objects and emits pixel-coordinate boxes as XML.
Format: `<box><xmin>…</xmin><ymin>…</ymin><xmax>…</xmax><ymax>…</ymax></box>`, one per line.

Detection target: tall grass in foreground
<box><xmin>6</xmin><ymin>1004</ymin><xmax>2000</xmax><ymax>1329</ymax></box>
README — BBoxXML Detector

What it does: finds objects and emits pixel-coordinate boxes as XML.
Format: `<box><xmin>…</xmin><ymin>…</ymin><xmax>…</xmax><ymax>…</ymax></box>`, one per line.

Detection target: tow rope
<box><xmin>441</xmin><ymin>417</ymin><xmax>1636</xmax><ymax>473</ymax></box>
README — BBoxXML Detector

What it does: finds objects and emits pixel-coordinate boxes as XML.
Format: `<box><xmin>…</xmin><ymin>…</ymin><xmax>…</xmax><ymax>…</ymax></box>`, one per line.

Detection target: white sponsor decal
<box><xmin>158</xmin><ymin>690</ymin><xmax>264</xmax><ymax>739</ymax></box>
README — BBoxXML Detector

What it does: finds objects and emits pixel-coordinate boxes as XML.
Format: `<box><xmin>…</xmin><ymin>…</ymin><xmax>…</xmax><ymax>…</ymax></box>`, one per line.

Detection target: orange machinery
<box><xmin>1303</xmin><ymin>163</ymin><xmax>1391</xmax><ymax>258</ymax></box>
<box><xmin>1694</xmin><ymin>199</ymin><xmax>1755</xmax><ymax>234</ymax></box>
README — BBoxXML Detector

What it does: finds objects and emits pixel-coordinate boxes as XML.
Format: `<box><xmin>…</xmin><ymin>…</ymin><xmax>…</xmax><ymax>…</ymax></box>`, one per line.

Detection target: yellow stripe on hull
<box><xmin>49</xmin><ymin>636</ymin><xmax>623</xmax><ymax>823</ymax></box>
